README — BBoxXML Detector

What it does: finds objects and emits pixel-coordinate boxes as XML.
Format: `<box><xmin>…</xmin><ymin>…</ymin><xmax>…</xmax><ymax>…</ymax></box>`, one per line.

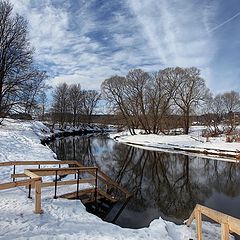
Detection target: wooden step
<box><xmin>59</xmin><ymin>188</ymin><xmax>95</xmax><ymax>199</ymax></box>
<box><xmin>97</xmin><ymin>189</ymin><xmax>118</xmax><ymax>203</ymax></box>
<box><xmin>81</xmin><ymin>195</ymin><xmax>105</xmax><ymax>205</ymax></box>
<box><xmin>59</xmin><ymin>188</ymin><xmax>118</xmax><ymax>203</ymax></box>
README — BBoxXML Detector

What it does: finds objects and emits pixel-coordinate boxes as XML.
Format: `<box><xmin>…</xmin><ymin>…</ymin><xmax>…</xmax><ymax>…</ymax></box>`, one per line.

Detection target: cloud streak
<box><xmin>208</xmin><ymin>10</ymin><xmax>240</xmax><ymax>33</ymax></box>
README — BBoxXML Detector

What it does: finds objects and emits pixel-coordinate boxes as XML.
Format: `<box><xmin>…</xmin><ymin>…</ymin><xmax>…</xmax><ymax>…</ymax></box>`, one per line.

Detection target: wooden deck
<box><xmin>0</xmin><ymin>160</ymin><xmax>132</xmax><ymax>214</ymax></box>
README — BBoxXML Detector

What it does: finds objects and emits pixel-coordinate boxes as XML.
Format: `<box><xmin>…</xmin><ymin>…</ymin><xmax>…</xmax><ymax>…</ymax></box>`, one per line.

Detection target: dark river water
<box><xmin>48</xmin><ymin>134</ymin><xmax>240</xmax><ymax>229</ymax></box>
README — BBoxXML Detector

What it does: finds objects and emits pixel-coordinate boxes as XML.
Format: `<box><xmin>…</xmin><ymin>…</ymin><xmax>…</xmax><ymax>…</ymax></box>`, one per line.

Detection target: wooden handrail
<box><xmin>25</xmin><ymin>167</ymin><xmax>98</xmax><ymax>176</ymax></box>
<box><xmin>0</xmin><ymin>160</ymin><xmax>79</xmax><ymax>166</ymax></box>
<box><xmin>74</xmin><ymin>161</ymin><xmax>133</xmax><ymax>198</ymax></box>
<box><xmin>186</xmin><ymin>204</ymin><xmax>240</xmax><ymax>240</ymax></box>
<box><xmin>0</xmin><ymin>178</ymin><xmax>40</xmax><ymax>190</ymax></box>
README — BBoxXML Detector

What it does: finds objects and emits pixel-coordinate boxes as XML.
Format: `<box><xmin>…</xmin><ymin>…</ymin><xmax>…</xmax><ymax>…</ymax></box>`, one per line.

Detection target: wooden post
<box><xmin>94</xmin><ymin>168</ymin><xmax>98</xmax><ymax>210</ymax></box>
<box><xmin>13</xmin><ymin>165</ymin><xmax>16</xmax><ymax>182</ymax></box>
<box><xmin>28</xmin><ymin>177</ymin><xmax>32</xmax><ymax>199</ymax></box>
<box><xmin>34</xmin><ymin>180</ymin><xmax>43</xmax><ymax>214</ymax></box>
<box><xmin>221</xmin><ymin>223</ymin><xmax>229</xmax><ymax>240</ymax></box>
<box><xmin>76</xmin><ymin>170</ymin><xmax>80</xmax><ymax>198</ymax></box>
<box><xmin>54</xmin><ymin>170</ymin><xmax>58</xmax><ymax>199</ymax></box>
<box><xmin>195</xmin><ymin>209</ymin><xmax>202</xmax><ymax>240</ymax></box>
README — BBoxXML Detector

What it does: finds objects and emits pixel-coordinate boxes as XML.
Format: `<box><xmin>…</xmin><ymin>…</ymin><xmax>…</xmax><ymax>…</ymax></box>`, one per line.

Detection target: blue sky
<box><xmin>10</xmin><ymin>0</ymin><xmax>240</xmax><ymax>93</ymax></box>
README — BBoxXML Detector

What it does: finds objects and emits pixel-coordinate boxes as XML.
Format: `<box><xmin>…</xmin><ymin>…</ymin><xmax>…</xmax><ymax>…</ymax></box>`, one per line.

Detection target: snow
<box><xmin>0</xmin><ymin>119</ymin><xmax>235</xmax><ymax>239</ymax></box>
<box><xmin>111</xmin><ymin>127</ymin><xmax>240</xmax><ymax>161</ymax></box>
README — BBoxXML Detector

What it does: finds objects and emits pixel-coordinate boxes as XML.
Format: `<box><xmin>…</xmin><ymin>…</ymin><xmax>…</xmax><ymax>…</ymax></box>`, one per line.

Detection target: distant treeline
<box><xmin>49</xmin><ymin>67</ymin><xmax>240</xmax><ymax>136</ymax></box>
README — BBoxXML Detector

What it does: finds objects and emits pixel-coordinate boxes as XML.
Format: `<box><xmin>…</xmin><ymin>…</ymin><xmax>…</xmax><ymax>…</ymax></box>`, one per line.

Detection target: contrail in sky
<box><xmin>208</xmin><ymin>10</ymin><xmax>240</xmax><ymax>33</ymax></box>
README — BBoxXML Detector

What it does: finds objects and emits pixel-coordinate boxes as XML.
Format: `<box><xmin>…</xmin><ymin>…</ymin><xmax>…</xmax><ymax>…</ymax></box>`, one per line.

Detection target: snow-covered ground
<box><xmin>0</xmin><ymin>119</ymin><xmax>235</xmax><ymax>239</ymax></box>
<box><xmin>111</xmin><ymin>127</ymin><xmax>240</xmax><ymax>161</ymax></box>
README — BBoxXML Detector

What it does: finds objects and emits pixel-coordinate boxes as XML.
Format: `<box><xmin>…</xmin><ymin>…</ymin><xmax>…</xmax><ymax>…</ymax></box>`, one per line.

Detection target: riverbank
<box><xmin>0</xmin><ymin>119</ymin><xmax>233</xmax><ymax>239</ymax></box>
<box><xmin>41</xmin><ymin>123</ymin><xmax>115</xmax><ymax>144</ymax></box>
<box><xmin>111</xmin><ymin>127</ymin><xmax>240</xmax><ymax>161</ymax></box>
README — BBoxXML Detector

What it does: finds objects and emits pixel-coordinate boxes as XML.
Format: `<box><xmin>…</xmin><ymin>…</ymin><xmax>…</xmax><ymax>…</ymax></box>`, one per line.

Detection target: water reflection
<box><xmin>48</xmin><ymin>134</ymin><xmax>240</xmax><ymax>228</ymax></box>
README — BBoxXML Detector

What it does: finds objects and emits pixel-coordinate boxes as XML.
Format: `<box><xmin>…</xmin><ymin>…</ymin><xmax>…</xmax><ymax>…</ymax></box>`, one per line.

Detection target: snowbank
<box><xmin>111</xmin><ymin>127</ymin><xmax>240</xmax><ymax>161</ymax></box>
<box><xmin>0</xmin><ymin>119</ymin><xmax>234</xmax><ymax>239</ymax></box>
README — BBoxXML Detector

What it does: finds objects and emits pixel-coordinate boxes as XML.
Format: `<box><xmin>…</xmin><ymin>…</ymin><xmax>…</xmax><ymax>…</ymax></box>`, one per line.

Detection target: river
<box><xmin>48</xmin><ymin>134</ymin><xmax>240</xmax><ymax>229</ymax></box>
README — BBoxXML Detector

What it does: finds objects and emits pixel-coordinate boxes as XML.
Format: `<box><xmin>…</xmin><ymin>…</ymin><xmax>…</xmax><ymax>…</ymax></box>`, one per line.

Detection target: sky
<box><xmin>10</xmin><ymin>0</ymin><xmax>240</xmax><ymax>93</ymax></box>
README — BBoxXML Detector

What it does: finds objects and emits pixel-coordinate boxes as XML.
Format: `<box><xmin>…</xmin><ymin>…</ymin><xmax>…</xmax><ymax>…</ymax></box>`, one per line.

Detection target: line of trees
<box><xmin>0</xmin><ymin>1</ymin><xmax>48</xmax><ymax>123</ymax></box>
<box><xmin>51</xmin><ymin>83</ymin><xmax>101</xmax><ymax>127</ymax></box>
<box><xmin>101</xmin><ymin>68</ymin><xmax>240</xmax><ymax>135</ymax></box>
<box><xmin>202</xmin><ymin>91</ymin><xmax>240</xmax><ymax>135</ymax></box>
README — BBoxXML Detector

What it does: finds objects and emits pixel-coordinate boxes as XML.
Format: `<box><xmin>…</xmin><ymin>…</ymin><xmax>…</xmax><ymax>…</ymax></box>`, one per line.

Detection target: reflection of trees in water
<box><xmin>111</xmin><ymin>148</ymin><xmax>203</xmax><ymax>219</ymax></box>
<box><xmin>49</xmin><ymin>136</ymin><xmax>240</xmax><ymax>221</ymax></box>
<box><xmin>210</xmin><ymin>160</ymin><xmax>240</xmax><ymax>197</ymax></box>
<box><xmin>108</xmin><ymin>144</ymin><xmax>240</xmax><ymax>220</ymax></box>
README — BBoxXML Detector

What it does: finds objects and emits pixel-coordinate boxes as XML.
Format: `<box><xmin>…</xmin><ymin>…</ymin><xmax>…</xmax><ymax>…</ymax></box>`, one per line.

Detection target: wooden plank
<box><xmin>29</xmin><ymin>166</ymin><xmax>98</xmax><ymax>171</ymax></box>
<box><xmin>195</xmin><ymin>209</ymin><xmax>202</xmax><ymax>240</ymax></box>
<box><xmin>221</xmin><ymin>223</ymin><xmax>229</xmax><ymax>240</ymax></box>
<box><xmin>0</xmin><ymin>160</ymin><xmax>79</xmax><ymax>167</ymax></box>
<box><xmin>0</xmin><ymin>179</ymin><xmax>36</xmax><ymax>190</ymax></box>
<box><xmin>199</xmin><ymin>205</ymin><xmax>240</xmax><ymax>234</ymax></box>
<box><xmin>227</xmin><ymin>216</ymin><xmax>240</xmax><ymax>235</ymax></box>
<box><xmin>34</xmin><ymin>181</ymin><xmax>43</xmax><ymax>214</ymax></box>
<box><xmin>11</xmin><ymin>173</ymin><xmax>27</xmax><ymax>178</ymax></box>
<box><xmin>25</xmin><ymin>167</ymin><xmax>97</xmax><ymax>176</ymax></box>
<box><xmin>31</xmin><ymin>179</ymin><xmax>95</xmax><ymax>188</ymax></box>
<box><xmin>59</xmin><ymin>188</ymin><xmax>95</xmax><ymax>199</ymax></box>
<box><xmin>24</xmin><ymin>169</ymin><xmax>42</xmax><ymax>180</ymax></box>
<box><xmin>199</xmin><ymin>205</ymin><xmax>228</xmax><ymax>224</ymax></box>
<box><xmin>186</xmin><ymin>207</ymin><xmax>196</xmax><ymax>226</ymax></box>
<box><xmin>81</xmin><ymin>195</ymin><xmax>105</xmax><ymax>204</ymax></box>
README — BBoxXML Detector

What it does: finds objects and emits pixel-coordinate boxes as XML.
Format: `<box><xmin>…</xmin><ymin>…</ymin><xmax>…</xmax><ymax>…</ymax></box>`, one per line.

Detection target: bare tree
<box><xmin>125</xmin><ymin>69</ymin><xmax>151</xmax><ymax>133</ymax></box>
<box><xmin>202</xmin><ymin>94</ymin><xmax>225</xmax><ymax>135</ymax></box>
<box><xmin>173</xmin><ymin>67</ymin><xmax>209</xmax><ymax>134</ymax></box>
<box><xmin>202</xmin><ymin>91</ymin><xmax>240</xmax><ymax>134</ymax></box>
<box><xmin>20</xmin><ymin>70</ymin><xmax>48</xmax><ymax>115</ymax></box>
<box><xmin>148</xmin><ymin>68</ymin><xmax>182</xmax><ymax>133</ymax></box>
<box><xmin>38</xmin><ymin>91</ymin><xmax>47</xmax><ymax>121</ymax></box>
<box><xmin>101</xmin><ymin>75</ymin><xmax>138</xmax><ymax>134</ymax></box>
<box><xmin>52</xmin><ymin>83</ymin><xmax>70</xmax><ymax>127</ymax></box>
<box><xmin>68</xmin><ymin>83</ymin><xmax>82</xmax><ymax>127</ymax></box>
<box><xmin>0</xmin><ymin>1</ymin><xmax>35</xmax><ymax>121</ymax></box>
<box><xmin>221</xmin><ymin>91</ymin><xmax>240</xmax><ymax>130</ymax></box>
<box><xmin>81</xmin><ymin>90</ymin><xmax>101</xmax><ymax>124</ymax></box>
<box><xmin>221</xmin><ymin>91</ymin><xmax>240</xmax><ymax>113</ymax></box>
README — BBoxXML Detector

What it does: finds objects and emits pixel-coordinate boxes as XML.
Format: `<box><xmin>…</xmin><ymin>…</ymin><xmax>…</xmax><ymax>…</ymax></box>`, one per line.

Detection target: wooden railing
<box><xmin>186</xmin><ymin>204</ymin><xmax>240</xmax><ymax>240</ymax></box>
<box><xmin>24</xmin><ymin>166</ymin><xmax>99</xmax><ymax>214</ymax></box>
<box><xmin>0</xmin><ymin>160</ymin><xmax>132</xmax><ymax>214</ymax></box>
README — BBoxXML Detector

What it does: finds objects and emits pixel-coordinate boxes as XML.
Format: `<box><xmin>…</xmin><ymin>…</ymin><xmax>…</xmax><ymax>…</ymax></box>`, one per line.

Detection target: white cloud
<box><xmin>9</xmin><ymin>0</ymin><xmax>222</xmax><ymax>92</ymax></box>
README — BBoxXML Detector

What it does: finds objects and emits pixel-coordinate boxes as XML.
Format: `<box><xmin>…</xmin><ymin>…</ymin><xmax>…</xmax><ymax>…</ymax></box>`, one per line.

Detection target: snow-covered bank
<box><xmin>111</xmin><ymin>127</ymin><xmax>240</xmax><ymax>161</ymax></box>
<box><xmin>1</xmin><ymin>188</ymin><xmax>228</xmax><ymax>240</ymax></box>
<box><xmin>41</xmin><ymin>124</ymin><xmax>116</xmax><ymax>144</ymax></box>
<box><xmin>0</xmin><ymin>119</ymin><xmax>234</xmax><ymax>239</ymax></box>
